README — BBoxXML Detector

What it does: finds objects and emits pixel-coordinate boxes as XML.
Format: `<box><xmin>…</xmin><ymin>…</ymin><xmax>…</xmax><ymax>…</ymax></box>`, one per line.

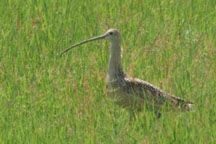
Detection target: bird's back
<box><xmin>107</xmin><ymin>76</ymin><xmax>193</xmax><ymax>111</ymax></box>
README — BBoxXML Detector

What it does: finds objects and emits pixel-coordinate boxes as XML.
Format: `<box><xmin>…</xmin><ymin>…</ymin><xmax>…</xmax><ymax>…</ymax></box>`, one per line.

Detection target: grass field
<box><xmin>1</xmin><ymin>0</ymin><xmax>216</xmax><ymax>143</ymax></box>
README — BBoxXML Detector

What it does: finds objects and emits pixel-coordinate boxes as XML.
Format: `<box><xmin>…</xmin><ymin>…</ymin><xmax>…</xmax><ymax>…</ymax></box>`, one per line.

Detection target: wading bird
<box><xmin>60</xmin><ymin>29</ymin><xmax>193</xmax><ymax>117</ymax></box>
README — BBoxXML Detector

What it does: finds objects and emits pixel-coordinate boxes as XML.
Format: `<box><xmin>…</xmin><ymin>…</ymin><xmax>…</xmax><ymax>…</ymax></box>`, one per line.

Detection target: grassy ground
<box><xmin>1</xmin><ymin>0</ymin><xmax>216</xmax><ymax>143</ymax></box>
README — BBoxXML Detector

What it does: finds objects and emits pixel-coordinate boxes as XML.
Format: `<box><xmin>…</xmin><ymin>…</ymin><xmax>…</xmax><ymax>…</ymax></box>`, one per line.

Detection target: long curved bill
<box><xmin>59</xmin><ymin>34</ymin><xmax>107</xmax><ymax>56</ymax></box>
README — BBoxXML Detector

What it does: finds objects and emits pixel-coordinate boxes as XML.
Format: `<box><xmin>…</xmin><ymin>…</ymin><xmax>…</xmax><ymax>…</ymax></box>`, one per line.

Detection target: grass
<box><xmin>0</xmin><ymin>0</ymin><xmax>216</xmax><ymax>143</ymax></box>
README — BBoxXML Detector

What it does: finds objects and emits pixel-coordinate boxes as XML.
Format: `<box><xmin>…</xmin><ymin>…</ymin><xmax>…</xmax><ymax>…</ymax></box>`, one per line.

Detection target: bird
<box><xmin>60</xmin><ymin>29</ymin><xmax>194</xmax><ymax>117</ymax></box>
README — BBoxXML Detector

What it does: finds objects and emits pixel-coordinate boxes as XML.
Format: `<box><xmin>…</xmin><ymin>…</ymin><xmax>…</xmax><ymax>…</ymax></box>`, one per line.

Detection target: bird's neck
<box><xmin>107</xmin><ymin>42</ymin><xmax>125</xmax><ymax>83</ymax></box>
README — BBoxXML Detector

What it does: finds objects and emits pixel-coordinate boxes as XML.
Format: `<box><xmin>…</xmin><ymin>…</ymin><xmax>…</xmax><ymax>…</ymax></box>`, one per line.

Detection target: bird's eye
<box><xmin>110</xmin><ymin>32</ymin><xmax>113</xmax><ymax>35</ymax></box>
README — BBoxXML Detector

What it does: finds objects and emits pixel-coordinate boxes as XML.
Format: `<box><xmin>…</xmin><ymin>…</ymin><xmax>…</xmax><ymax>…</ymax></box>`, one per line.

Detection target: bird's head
<box><xmin>59</xmin><ymin>29</ymin><xmax>121</xmax><ymax>56</ymax></box>
<box><xmin>104</xmin><ymin>29</ymin><xmax>121</xmax><ymax>43</ymax></box>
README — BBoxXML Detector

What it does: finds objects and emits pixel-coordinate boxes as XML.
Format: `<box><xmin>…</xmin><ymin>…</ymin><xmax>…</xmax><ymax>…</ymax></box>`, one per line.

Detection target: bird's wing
<box><xmin>123</xmin><ymin>77</ymin><xmax>168</xmax><ymax>104</ymax></box>
<box><xmin>123</xmin><ymin>77</ymin><xmax>193</xmax><ymax>110</ymax></box>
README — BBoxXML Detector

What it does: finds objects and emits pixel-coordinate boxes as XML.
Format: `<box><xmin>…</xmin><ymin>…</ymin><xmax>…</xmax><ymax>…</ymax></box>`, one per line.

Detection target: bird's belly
<box><xmin>106</xmin><ymin>87</ymin><xmax>144</xmax><ymax>110</ymax></box>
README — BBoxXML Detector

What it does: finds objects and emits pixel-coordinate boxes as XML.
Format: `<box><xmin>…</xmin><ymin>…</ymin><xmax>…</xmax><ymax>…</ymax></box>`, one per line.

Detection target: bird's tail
<box><xmin>169</xmin><ymin>95</ymin><xmax>194</xmax><ymax>111</ymax></box>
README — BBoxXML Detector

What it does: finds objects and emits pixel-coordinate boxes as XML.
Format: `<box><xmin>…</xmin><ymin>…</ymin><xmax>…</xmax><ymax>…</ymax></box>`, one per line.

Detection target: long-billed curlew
<box><xmin>60</xmin><ymin>29</ymin><xmax>193</xmax><ymax>117</ymax></box>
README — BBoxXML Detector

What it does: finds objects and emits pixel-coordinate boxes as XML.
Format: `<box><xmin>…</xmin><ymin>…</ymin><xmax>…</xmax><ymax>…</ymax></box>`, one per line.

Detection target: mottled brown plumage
<box><xmin>107</xmin><ymin>76</ymin><xmax>193</xmax><ymax>112</ymax></box>
<box><xmin>60</xmin><ymin>29</ymin><xmax>194</xmax><ymax>115</ymax></box>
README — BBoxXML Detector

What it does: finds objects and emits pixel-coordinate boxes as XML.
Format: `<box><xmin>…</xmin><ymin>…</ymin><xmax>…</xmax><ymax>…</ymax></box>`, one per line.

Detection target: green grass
<box><xmin>1</xmin><ymin>0</ymin><xmax>216</xmax><ymax>143</ymax></box>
